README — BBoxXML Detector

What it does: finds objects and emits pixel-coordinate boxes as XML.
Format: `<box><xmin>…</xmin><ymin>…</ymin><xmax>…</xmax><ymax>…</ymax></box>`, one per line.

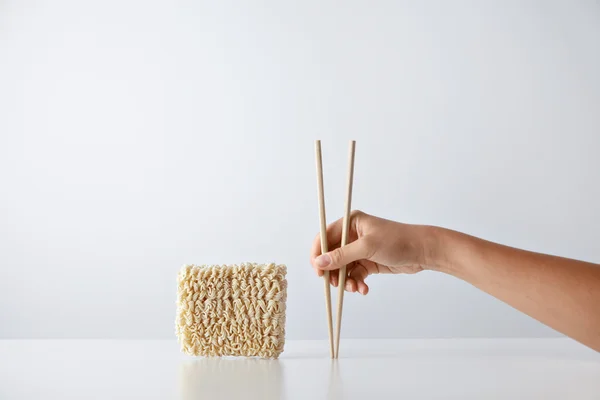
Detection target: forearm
<box><xmin>429</xmin><ymin>227</ymin><xmax>600</xmax><ymax>351</ymax></box>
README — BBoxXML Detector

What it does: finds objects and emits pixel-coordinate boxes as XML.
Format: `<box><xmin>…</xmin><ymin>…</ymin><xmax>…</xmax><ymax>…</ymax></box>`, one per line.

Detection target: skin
<box><xmin>310</xmin><ymin>210</ymin><xmax>600</xmax><ymax>352</ymax></box>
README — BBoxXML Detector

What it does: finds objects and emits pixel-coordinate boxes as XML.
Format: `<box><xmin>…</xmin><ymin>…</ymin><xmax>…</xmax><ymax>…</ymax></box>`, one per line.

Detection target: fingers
<box><xmin>310</xmin><ymin>217</ymin><xmax>345</xmax><ymax>263</ymax></box>
<box><xmin>356</xmin><ymin>280</ymin><xmax>369</xmax><ymax>295</ymax></box>
<box><xmin>327</xmin><ymin>264</ymin><xmax>369</xmax><ymax>295</ymax></box>
<box><xmin>332</xmin><ymin>275</ymin><xmax>367</xmax><ymax>295</ymax></box>
<box><xmin>330</xmin><ymin>270</ymin><xmax>338</xmax><ymax>287</ymax></box>
<box><xmin>310</xmin><ymin>211</ymin><xmax>364</xmax><ymax>264</ymax></box>
<box><xmin>330</xmin><ymin>271</ymin><xmax>356</xmax><ymax>292</ymax></box>
<box><xmin>314</xmin><ymin>236</ymin><xmax>372</xmax><ymax>271</ymax></box>
<box><xmin>348</xmin><ymin>263</ymin><xmax>369</xmax><ymax>295</ymax></box>
<box><xmin>345</xmin><ymin>278</ymin><xmax>357</xmax><ymax>293</ymax></box>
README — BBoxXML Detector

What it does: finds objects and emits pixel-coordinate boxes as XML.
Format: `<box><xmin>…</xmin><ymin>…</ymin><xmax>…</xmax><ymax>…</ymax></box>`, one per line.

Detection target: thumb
<box><xmin>314</xmin><ymin>238</ymin><xmax>371</xmax><ymax>270</ymax></box>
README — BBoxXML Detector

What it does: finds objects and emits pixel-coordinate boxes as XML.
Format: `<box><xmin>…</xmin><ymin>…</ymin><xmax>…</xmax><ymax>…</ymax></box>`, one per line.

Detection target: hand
<box><xmin>310</xmin><ymin>210</ymin><xmax>436</xmax><ymax>295</ymax></box>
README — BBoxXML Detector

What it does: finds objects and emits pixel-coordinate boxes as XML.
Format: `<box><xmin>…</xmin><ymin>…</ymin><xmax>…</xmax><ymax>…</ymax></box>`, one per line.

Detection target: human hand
<box><xmin>310</xmin><ymin>211</ymin><xmax>437</xmax><ymax>295</ymax></box>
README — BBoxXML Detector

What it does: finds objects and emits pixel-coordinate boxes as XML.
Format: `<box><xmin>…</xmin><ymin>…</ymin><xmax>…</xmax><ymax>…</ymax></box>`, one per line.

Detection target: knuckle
<box><xmin>350</xmin><ymin>209</ymin><xmax>364</xmax><ymax>218</ymax></box>
<box><xmin>330</xmin><ymin>248</ymin><xmax>344</xmax><ymax>264</ymax></box>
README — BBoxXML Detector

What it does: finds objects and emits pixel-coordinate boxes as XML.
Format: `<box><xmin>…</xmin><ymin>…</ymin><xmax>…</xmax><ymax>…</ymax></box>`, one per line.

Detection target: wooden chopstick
<box><xmin>314</xmin><ymin>140</ymin><xmax>335</xmax><ymax>359</ymax></box>
<box><xmin>334</xmin><ymin>140</ymin><xmax>356</xmax><ymax>359</ymax></box>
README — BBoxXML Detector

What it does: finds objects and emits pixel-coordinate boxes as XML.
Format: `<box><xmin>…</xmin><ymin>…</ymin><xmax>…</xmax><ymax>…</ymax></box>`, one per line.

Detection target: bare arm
<box><xmin>434</xmin><ymin>228</ymin><xmax>600</xmax><ymax>351</ymax></box>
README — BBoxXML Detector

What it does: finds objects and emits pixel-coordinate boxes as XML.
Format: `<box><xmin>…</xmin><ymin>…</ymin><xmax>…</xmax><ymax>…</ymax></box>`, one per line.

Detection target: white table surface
<box><xmin>0</xmin><ymin>339</ymin><xmax>598</xmax><ymax>399</ymax></box>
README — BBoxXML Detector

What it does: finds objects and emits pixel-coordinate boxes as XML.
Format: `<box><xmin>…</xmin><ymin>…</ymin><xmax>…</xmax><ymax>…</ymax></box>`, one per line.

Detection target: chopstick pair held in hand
<box><xmin>314</xmin><ymin>140</ymin><xmax>356</xmax><ymax>359</ymax></box>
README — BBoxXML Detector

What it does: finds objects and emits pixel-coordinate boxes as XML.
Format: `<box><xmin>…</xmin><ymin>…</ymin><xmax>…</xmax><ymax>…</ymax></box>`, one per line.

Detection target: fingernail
<box><xmin>315</xmin><ymin>254</ymin><xmax>331</xmax><ymax>268</ymax></box>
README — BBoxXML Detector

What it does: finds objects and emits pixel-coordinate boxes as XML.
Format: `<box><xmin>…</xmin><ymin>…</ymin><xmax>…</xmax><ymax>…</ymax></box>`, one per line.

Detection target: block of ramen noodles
<box><xmin>175</xmin><ymin>263</ymin><xmax>287</xmax><ymax>358</ymax></box>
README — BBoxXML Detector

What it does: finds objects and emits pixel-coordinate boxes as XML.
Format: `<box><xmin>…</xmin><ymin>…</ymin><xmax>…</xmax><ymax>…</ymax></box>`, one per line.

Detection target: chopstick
<box><xmin>334</xmin><ymin>140</ymin><xmax>356</xmax><ymax>358</ymax></box>
<box><xmin>314</xmin><ymin>140</ymin><xmax>335</xmax><ymax>358</ymax></box>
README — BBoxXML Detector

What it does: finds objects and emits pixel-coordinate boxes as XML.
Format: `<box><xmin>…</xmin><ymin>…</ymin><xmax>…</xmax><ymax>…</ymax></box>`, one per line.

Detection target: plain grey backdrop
<box><xmin>1</xmin><ymin>0</ymin><xmax>599</xmax><ymax>339</ymax></box>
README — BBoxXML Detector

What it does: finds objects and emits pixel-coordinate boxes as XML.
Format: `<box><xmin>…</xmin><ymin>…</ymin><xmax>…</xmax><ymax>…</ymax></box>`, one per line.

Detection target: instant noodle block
<box><xmin>175</xmin><ymin>263</ymin><xmax>287</xmax><ymax>359</ymax></box>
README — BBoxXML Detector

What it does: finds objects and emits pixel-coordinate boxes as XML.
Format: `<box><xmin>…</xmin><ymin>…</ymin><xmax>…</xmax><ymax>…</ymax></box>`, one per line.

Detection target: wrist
<box><xmin>420</xmin><ymin>225</ymin><xmax>465</xmax><ymax>277</ymax></box>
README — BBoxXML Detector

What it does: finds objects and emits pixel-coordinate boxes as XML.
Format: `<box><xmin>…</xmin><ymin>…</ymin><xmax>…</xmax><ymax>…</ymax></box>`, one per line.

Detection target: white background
<box><xmin>0</xmin><ymin>0</ymin><xmax>598</xmax><ymax>339</ymax></box>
